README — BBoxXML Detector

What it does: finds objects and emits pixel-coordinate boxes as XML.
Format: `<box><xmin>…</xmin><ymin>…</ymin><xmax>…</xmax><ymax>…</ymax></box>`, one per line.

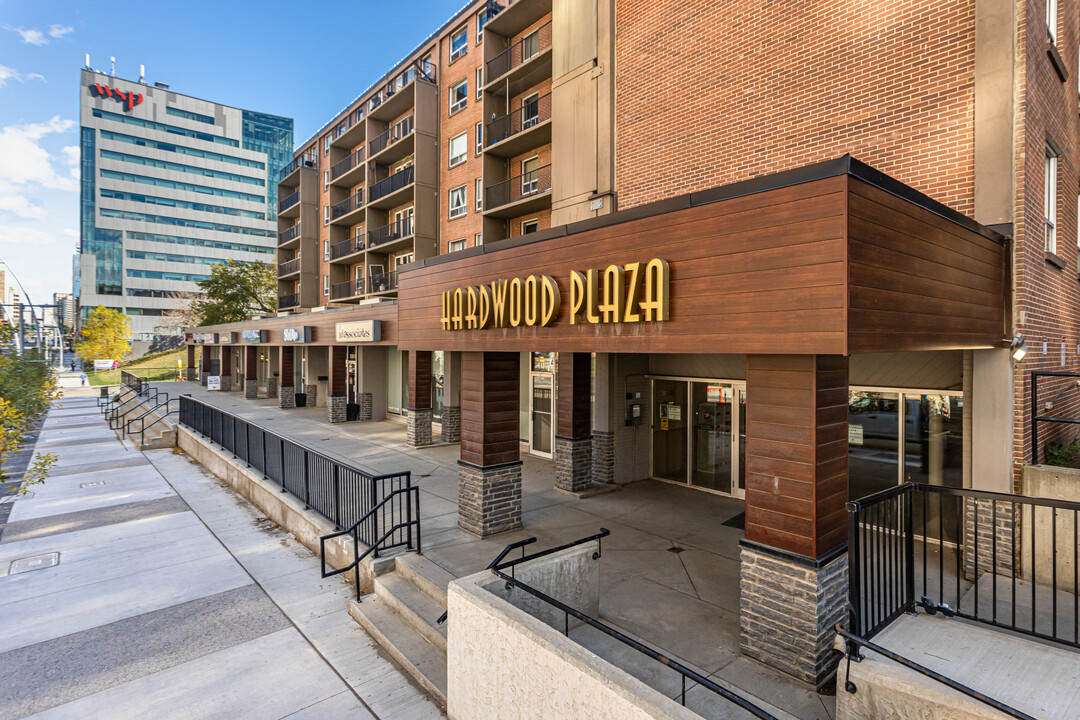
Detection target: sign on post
<box><xmin>207</xmin><ymin>376</ymin><xmax>221</xmax><ymax>391</ymax></box>
<box><xmin>93</xmin><ymin>359</ymin><xmax>118</xmax><ymax>371</ymax></box>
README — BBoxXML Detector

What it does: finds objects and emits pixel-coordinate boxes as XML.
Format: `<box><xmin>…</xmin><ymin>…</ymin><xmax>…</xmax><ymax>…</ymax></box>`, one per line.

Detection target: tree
<box><xmin>0</xmin><ymin>323</ymin><xmax>59</xmax><ymax>491</ymax></box>
<box><xmin>154</xmin><ymin>290</ymin><xmax>203</xmax><ymax>336</ymax></box>
<box><xmin>76</xmin><ymin>306</ymin><xmax>132</xmax><ymax>364</ymax></box>
<box><xmin>192</xmin><ymin>260</ymin><xmax>277</xmax><ymax>326</ymax></box>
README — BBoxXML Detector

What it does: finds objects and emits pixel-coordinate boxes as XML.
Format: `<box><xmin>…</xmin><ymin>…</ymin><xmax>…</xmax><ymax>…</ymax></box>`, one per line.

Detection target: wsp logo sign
<box><xmin>89</xmin><ymin>83</ymin><xmax>143</xmax><ymax>111</ymax></box>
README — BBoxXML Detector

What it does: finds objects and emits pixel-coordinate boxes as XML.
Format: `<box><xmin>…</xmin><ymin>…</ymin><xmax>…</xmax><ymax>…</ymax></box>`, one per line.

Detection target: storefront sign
<box><xmin>216</xmin><ymin>332</ymin><xmax>237</xmax><ymax>344</ymax></box>
<box><xmin>89</xmin><ymin>83</ymin><xmax>144</xmax><ymax>111</ymax></box>
<box><xmin>281</xmin><ymin>326</ymin><xmax>312</xmax><ymax>343</ymax></box>
<box><xmin>440</xmin><ymin>259</ymin><xmax>669</xmax><ymax>331</ymax></box>
<box><xmin>192</xmin><ymin>332</ymin><xmax>216</xmax><ymax>345</ymax></box>
<box><xmin>336</xmin><ymin>320</ymin><xmax>381</xmax><ymax>343</ymax></box>
<box><xmin>207</xmin><ymin>376</ymin><xmax>221</xmax><ymax>391</ymax></box>
<box><xmin>241</xmin><ymin>330</ymin><xmax>267</xmax><ymax>343</ymax></box>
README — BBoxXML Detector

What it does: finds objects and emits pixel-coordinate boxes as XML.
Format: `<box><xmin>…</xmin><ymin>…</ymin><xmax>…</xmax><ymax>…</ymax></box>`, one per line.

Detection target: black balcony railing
<box><xmin>368</xmin><ymin>271</ymin><xmax>397</xmax><ymax>294</ymax></box>
<box><xmin>331</xmin><ymin>279</ymin><xmax>363</xmax><ymax>300</ymax></box>
<box><xmin>278</xmin><ymin>292</ymin><xmax>299</xmax><ymax>310</ymax></box>
<box><xmin>368</xmin><ymin>218</ymin><xmax>414</xmax><ymax>249</ymax></box>
<box><xmin>278</xmin><ymin>224</ymin><xmax>300</xmax><ymax>245</ymax></box>
<box><xmin>331</xmin><ymin>148</ymin><xmax>366</xmax><ymax>181</ymax></box>
<box><xmin>331</xmin><ymin>192</ymin><xmax>364</xmax><ymax>221</ymax></box>
<box><xmin>485</xmin><ymin>164</ymin><xmax>551</xmax><ymax>210</ymax></box>
<box><xmin>370</xmin><ymin>115</ymin><xmax>414</xmax><ymax>157</ymax></box>
<box><xmin>487</xmin><ymin>20</ymin><xmax>551</xmax><ymax>81</ymax></box>
<box><xmin>279</xmin><ymin>189</ymin><xmax>300</xmax><ymax>213</ymax></box>
<box><xmin>278</xmin><ymin>257</ymin><xmax>301</xmax><ymax>277</ymax></box>
<box><xmin>330</xmin><ymin>235</ymin><xmax>365</xmax><ymax>260</ymax></box>
<box><xmin>487</xmin><ymin>93</ymin><xmax>551</xmax><ymax>147</ymax></box>
<box><xmin>279</xmin><ymin>153</ymin><xmax>315</xmax><ymax>180</ymax></box>
<box><xmin>369</xmin><ymin>166</ymin><xmax>415</xmax><ymax>204</ymax></box>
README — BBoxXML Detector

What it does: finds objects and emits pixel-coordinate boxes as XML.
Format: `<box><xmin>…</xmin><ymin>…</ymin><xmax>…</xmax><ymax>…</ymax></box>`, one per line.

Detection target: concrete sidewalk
<box><xmin>0</xmin><ymin>394</ymin><xmax>443</xmax><ymax>719</ymax></box>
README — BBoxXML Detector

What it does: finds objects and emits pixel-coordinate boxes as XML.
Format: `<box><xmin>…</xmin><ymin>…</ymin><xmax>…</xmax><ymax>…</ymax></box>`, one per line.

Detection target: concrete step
<box><xmin>350</xmin><ymin>595</ymin><xmax>447</xmax><ymax>707</ymax></box>
<box><xmin>375</xmin><ymin>573</ymin><xmax>447</xmax><ymax>653</ymax></box>
<box><xmin>395</xmin><ymin>553</ymin><xmax>455</xmax><ymax>608</ymax></box>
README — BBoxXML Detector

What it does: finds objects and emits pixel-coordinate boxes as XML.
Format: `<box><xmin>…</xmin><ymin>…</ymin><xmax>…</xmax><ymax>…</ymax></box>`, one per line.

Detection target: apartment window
<box><xmin>323</xmin><ymin>204</ymin><xmax>329</xmax><ymax>225</ymax></box>
<box><xmin>522</xmin><ymin>156</ymin><xmax>539</xmax><ymax>195</ymax></box>
<box><xmin>476</xmin><ymin>68</ymin><xmax>483</xmax><ymax>98</ymax></box>
<box><xmin>449</xmin><ymin>79</ymin><xmax>468</xmax><ymax>114</ymax></box>
<box><xmin>477</xmin><ymin>9</ymin><xmax>488</xmax><ymax>41</ymax></box>
<box><xmin>522</xmin><ymin>93</ymin><xmax>540</xmax><ymax>129</ymax></box>
<box><xmin>449</xmin><ymin>185</ymin><xmax>467</xmax><ymax>219</ymax></box>
<box><xmin>324</xmin><ymin>274</ymin><xmax>329</xmax><ymax>296</ymax></box>
<box><xmin>475</xmin><ymin>122</ymin><xmax>483</xmax><ymax>154</ymax></box>
<box><xmin>523</xmin><ymin>29</ymin><xmax>540</xmax><ymax>62</ymax></box>
<box><xmin>323</xmin><ymin>170</ymin><xmax>328</xmax><ymax>190</ymax></box>
<box><xmin>449</xmin><ymin>132</ymin><xmax>468</xmax><ymax>167</ymax></box>
<box><xmin>1045</xmin><ymin>143</ymin><xmax>1059</xmax><ymax>254</ymax></box>
<box><xmin>450</xmin><ymin>26</ymin><xmax>468</xmax><ymax>62</ymax></box>
<box><xmin>355</xmin><ymin>265</ymin><xmax>364</xmax><ymax>285</ymax></box>
<box><xmin>323</xmin><ymin>135</ymin><xmax>331</xmax><ymax>154</ymax></box>
<box><xmin>475</xmin><ymin>233</ymin><xmax>483</xmax><ymax>247</ymax></box>
<box><xmin>1048</xmin><ymin>0</ymin><xmax>1058</xmax><ymax>43</ymax></box>
<box><xmin>449</xmin><ymin>238</ymin><xmax>467</xmax><ymax>253</ymax></box>
<box><xmin>323</xmin><ymin>239</ymin><xmax>329</xmax><ymax>261</ymax></box>
<box><xmin>396</xmin><ymin>253</ymin><xmax>413</xmax><ymax>267</ymax></box>
<box><xmin>522</xmin><ymin>219</ymin><xmax>539</xmax><ymax>234</ymax></box>
<box><xmin>475</xmin><ymin>178</ymin><xmax>482</xmax><ymax>210</ymax></box>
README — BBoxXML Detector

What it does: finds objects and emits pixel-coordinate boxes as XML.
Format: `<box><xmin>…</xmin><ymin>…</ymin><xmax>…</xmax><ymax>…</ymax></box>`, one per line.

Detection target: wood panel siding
<box><xmin>408</xmin><ymin>351</ymin><xmax>432</xmax><ymax>410</ymax></box>
<box><xmin>330</xmin><ymin>346</ymin><xmax>348</xmax><ymax>395</ymax></box>
<box><xmin>556</xmin><ymin>352</ymin><xmax>591</xmax><ymax>439</ymax></box>
<box><xmin>245</xmin><ymin>346</ymin><xmax>258</xmax><ymax>375</ymax></box>
<box><xmin>279</xmin><ymin>346</ymin><xmax>294</xmax><ymax>386</ymax></box>
<box><xmin>460</xmin><ymin>352</ymin><xmax>521</xmax><ymax>467</ymax></box>
<box><xmin>744</xmin><ymin>354</ymin><xmax>849</xmax><ymax>559</ymax></box>
<box><xmin>220</xmin><ymin>347</ymin><xmax>232</xmax><ymax>375</ymax></box>
<box><xmin>187</xmin><ymin>304</ymin><xmax>398</xmax><ymax>347</ymax></box>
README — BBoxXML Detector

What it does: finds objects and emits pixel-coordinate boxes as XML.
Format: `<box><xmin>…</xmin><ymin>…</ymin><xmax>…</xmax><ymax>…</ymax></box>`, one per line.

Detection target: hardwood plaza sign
<box><xmin>440</xmin><ymin>259</ymin><xmax>669</xmax><ymax>331</ymax></box>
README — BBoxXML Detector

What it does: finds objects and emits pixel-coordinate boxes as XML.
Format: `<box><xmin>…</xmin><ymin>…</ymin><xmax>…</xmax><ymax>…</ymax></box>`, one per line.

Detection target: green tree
<box><xmin>0</xmin><ymin>323</ymin><xmax>60</xmax><ymax>491</ymax></box>
<box><xmin>76</xmin><ymin>306</ymin><xmax>132</xmax><ymax>364</ymax></box>
<box><xmin>192</xmin><ymin>260</ymin><xmax>277</xmax><ymax>326</ymax></box>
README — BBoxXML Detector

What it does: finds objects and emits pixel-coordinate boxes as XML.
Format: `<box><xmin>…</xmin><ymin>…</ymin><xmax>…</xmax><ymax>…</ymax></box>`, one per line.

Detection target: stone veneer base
<box><xmin>591</xmin><ymin>430</ymin><xmax>615</xmax><ymax>485</ymax></box>
<box><xmin>441</xmin><ymin>405</ymin><xmax>460</xmax><ymax>443</ymax></box>
<box><xmin>328</xmin><ymin>394</ymin><xmax>347</xmax><ymax>423</ymax></box>
<box><xmin>279</xmin><ymin>385</ymin><xmax>296</xmax><ymax>409</ymax></box>
<box><xmin>458</xmin><ymin>461</ymin><xmax>523</xmax><ymax>537</ymax></box>
<box><xmin>555</xmin><ymin>436</ymin><xmax>592</xmax><ymax>493</ymax></box>
<box><xmin>407</xmin><ymin>407</ymin><xmax>433</xmax><ymax>447</ymax></box>
<box><xmin>218</xmin><ymin>375</ymin><xmax>233</xmax><ymax>392</ymax></box>
<box><xmin>304</xmin><ymin>384</ymin><xmax>317</xmax><ymax>407</ymax></box>
<box><xmin>244</xmin><ymin>378</ymin><xmax>257</xmax><ymax>399</ymax></box>
<box><xmin>268</xmin><ymin>377</ymin><xmax>278</xmax><ymax>398</ymax></box>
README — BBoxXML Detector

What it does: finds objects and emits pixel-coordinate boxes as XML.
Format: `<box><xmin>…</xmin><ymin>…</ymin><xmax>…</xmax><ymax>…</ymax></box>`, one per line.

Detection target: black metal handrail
<box><xmin>368</xmin><ymin>271</ymin><xmax>397</xmax><ymax>294</ymax></box>
<box><xmin>848</xmin><ymin>482</ymin><xmax>1080</xmax><ymax>650</ymax></box>
<box><xmin>369</xmin><ymin>165</ymin><xmax>414</xmax><ymax>203</ymax></box>
<box><xmin>836</xmin><ymin>626</ymin><xmax>1038</xmax><ymax>720</ymax></box>
<box><xmin>126</xmin><ymin>398</ymin><xmax>178</xmax><ymax>443</ymax></box>
<box><xmin>487</xmin><ymin>530</ymin><xmax>777</xmax><ymax>719</ymax></box>
<box><xmin>368</xmin><ymin>218</ymin><xmax>413</xmax><ymax>248</ymax></box>
<box><xmin>331</xmin><ymin>279</ymin><xmax>363</xmax><ymax>300</ymax></box>
<box><xmin>123</xmin><ymin>395</ymin><xmax>175</xmax><ymax>439</ymax></box>
<box><xmin>179</xmin><ymin>395</ymin><xmax>414</xmax><ymax>565</ymax></box>
<box><xmin>320</xmin><ymin>485</ymin><xmax>421</xmax><ymax>600</ymax></box>
<box><xmin>279</xmin><ymin>293</ymin><xmax>299</xmax><ymax>309</ymax></box>
<box><xmin>487</xmin><ymin>20</ymin><xmax>551</xmax><ymax>80</ymax></box>
<box><xmin>121</xmin><ymin>369</ymin><xmax>145</xmax><ymax>396</ymax></box>
<box><xmin>278</xmin><ymin>224</ymin><xmax>301</xmax><ymax>245</ymax></box>
<box><xmin>485</xmin><ymin>164</ymin><xmax>551</xmax><ymax>210</ymax></box>
<box><xmin>331</xmin><ymin>148</ymin><xmax>366</xmax><ymax>181</ymax></box>
<box><xmin>1030</xmin><ymin>370</ymin><xmax>1080</xmax><ymax>464</ymax></box>
<box><xmin>370</xmin><ymin>115</ymin><xmax>414</xmax><ymax>157</ymax></box>
<box><xmin>330</xmin><ymin>235</ymin><xmax>365</xmax><ymax>260</ymax></box>
<box><xmin>486</xmin><ymin>93</ymin><xmax>551</xmax><ymax>146</ymax></box>
<box><xmin>100</xmin><ymin>384</ymin><xmax>140</xmax><ymax>416</ymax></box>
<box><xmin>108</xmin><ymin>386</ymin><xmax>163</xmax><ymax>430</ymax></box>
<box><xmin>279</xmin><ymin>189</ymin><xmax>300</xmax><ymax>212</ymax></box>
<box><xmin>278</xmin><ymin>257</ymin><xmax>301</xmax><ymax>276</ymax></box>
<box><xmin>331</xmin><ymin>192</ymin><xmax>364</xmax><ymax>221</ymax></box>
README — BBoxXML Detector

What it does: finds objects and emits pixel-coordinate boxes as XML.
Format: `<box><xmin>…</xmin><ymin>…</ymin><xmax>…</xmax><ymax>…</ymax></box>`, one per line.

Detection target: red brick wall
<box><xmin>614</xmin><ymin>0</ymin><xmax>976</xmax><ymax>215</ymax></box>
<box><xmin>440</xmin><ymin>16</ymin><xmax>485</xmax><ymax>253</ymax></box>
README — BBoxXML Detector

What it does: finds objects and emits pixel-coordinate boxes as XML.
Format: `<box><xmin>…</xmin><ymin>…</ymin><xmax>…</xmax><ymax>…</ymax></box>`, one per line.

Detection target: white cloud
<box><xmin>0</xmin><ymin>117</ymin><xmax>78</xmax><ymax>196</ymax></box>
<box><xmin>0</xmin><ymin>226</ymin><xmax>58</xmax><ymax>245</ymax></box>
<box><xmin>0</xmin><ymin>65</ymin><xmax>46</xmax><ymax>88</ymax></box>
<box><xmin>48</xmin><ymin>25</ymin><xmax>73</xmax><ymax>39</ymax></box>
<box><xmin>0</xmin><ymin>194</ymin><xmax>46</xmax><ymax>220</ymax></box>
<box><xmin>6</xmin><ymin>26</ymin><xmax>47</xmax><ymax>45</ymax></box>
<box><xmin>61</xmin><ymin>228</ymin><xmax>78</xmax><ymax>238</ymax></box>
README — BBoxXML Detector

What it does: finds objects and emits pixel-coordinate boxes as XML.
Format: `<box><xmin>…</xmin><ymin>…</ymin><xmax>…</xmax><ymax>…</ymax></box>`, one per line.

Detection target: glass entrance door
<box><xmin>652</xmin><ymin>379</ymin><xmax>689</xmax><ymax>483</ymax></box>
<box><xmin>530</xmin><ymin>372</ymin><xmax>554</xmax><ymax>457</ymax></box>
<box><xmin>690</xmin><ymin>382</ymin><xmax>734</xmax><ymax>493</ymax></box>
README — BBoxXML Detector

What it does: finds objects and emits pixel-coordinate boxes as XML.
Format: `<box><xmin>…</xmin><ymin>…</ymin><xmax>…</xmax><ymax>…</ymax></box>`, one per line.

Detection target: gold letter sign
<box><xmin>441</xmin><ymin>259</ymin><xmax>668</xmax><ymax>331</ymax></box>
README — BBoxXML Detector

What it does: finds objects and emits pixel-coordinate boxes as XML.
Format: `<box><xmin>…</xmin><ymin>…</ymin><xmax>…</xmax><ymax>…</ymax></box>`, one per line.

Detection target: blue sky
<box><xmin>0</xmin><ymin>0</ymin><xmax>468</xmax><ymax>309</ymax></box>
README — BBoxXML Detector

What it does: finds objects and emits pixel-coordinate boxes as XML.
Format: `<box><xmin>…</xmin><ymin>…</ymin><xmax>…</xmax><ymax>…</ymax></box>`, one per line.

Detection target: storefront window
<box><xmin>531</xmin><ymin>351</ymin><xmax>554</xmax><ymax>373</ymax></box>
<box><xmin>387</xmin><ymin>349</ymin><xmax>402</xmax><ymax>415</ymax></box>
<box><xmin>432</xmin><ymin>351</ymin><xmax>444</xmax><ymax>424</ymax></box>
<box><xmin>904</xmin><ymin>394</ymin><xmax>963</xmax><ymax>488</ymax></box>
<box><xmin>848</xmin><ymin>391</ymin><xmax>900</xmax><ymax>500</ymax></box>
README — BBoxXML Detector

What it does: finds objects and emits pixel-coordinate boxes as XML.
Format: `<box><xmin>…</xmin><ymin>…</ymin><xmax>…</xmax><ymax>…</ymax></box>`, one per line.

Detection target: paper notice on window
<box><xmin>848</xmin><ymin>424</ymin><xmax>864</xmax><ymax>446</ymax></box>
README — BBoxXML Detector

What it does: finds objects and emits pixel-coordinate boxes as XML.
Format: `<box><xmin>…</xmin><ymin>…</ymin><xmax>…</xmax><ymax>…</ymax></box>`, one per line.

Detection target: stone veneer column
<box><xmin>304</xmin><ymin>383</ymin><xmax>318</xmax><ymax>407</ymax></box>
<box><xmin>267</xmin><ymin>377</ymin><xmax>278</xmax><ymax>398</ymax></box>
<box><xmin>441</xmin><ymin>351</ymin><xmax>461</xmax><ymax>443</ymax></box>
<box><xmin>358</xmin><ymin>393</ymin><xmax>373</xmax><ymax>421</ymax></box>
<box><xmin>458</xmin><ymin>352</ymin><xmax>521</xmax><ymax>537</ymax></box>
<box><xmin>407</xmin><ymin>350</ymin><xmax>433</xmax><ymax>447</ymax></box>
<box><xmin>244</xmin><ymin>346</ymin><xmax>258</xmax><ymax>399</ymax></box>
<box><xmin>739</xmin><ymin>354</ymin><xmax>849</xmax><ymax>688</ymax></box>
<box><xmin>218</xmin><ymin>346</ymin><xmax>233</xmax><ymax>392</ymax></box>
<box><xmin>200</xmin><ymin>346</ymin><xmax>211</xmax><ymax>386</ymax></box>
<box><xmin>278</xmin><ymin>346</ymin><xmax>295</xmax><ymax>409</ymax></box>
<box><xmin>555</xmin><ymin>352</ymin><xmax>592</xmax><ymax>493</ymax></box>
<box><xmin>186</xmin><ymin>345</ymin><xmax>196</xmax><ymax>381</ymax></box>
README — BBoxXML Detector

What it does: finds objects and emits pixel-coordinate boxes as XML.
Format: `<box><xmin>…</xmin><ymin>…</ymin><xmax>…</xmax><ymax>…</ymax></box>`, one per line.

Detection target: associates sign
<box><xmin>336</xmin><ymin>320</ymin><xmax>381</xmax><ymax>343</ymax></box>
<box><xmin>440</xmin><ymin>259</ymin><xmax>669</xmax><ymax>331</ymax></box>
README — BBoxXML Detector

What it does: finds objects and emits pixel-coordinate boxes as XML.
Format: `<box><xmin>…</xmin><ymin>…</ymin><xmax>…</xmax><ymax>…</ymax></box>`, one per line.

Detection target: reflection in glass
<box><xmin>652</xmin><ymin>380</ymin><xmax>688</xmax><ymax>483</ymax></box>
<box><xmin>848</xmin><ymin>391</ymin><xmax>900</xmax><ymax>500</ymax></box>
<box><xmin>690</xmin><ymin>382</ymin><xmax>733</xmax><ymax>493</ymax></box>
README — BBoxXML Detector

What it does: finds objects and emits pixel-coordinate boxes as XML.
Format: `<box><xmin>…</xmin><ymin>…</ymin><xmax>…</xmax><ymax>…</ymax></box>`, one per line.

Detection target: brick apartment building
<box><xmin>186</xmin><ymin>0</ymin><xmax>1079</xmax><ymax>693</ymax></box>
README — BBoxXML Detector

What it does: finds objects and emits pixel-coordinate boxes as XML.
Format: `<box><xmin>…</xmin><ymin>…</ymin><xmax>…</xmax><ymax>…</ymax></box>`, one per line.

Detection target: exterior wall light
<box><xmin>1009</xmin><ymin>336</ymin><xmax>1028</xmax><ymax>361</ymax></box>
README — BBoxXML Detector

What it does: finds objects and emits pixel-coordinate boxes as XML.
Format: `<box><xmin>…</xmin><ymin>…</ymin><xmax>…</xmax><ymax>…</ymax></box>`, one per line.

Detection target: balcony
<box><xmin>330</xmin><ymin>192</ymin><xmax>365</xmax><ymax>226</ymax></box>
<box><xmin>278</xmin><ymin>293</ymin><xmax>299</xmax><ymax>310</ymax></box>
<box><xmin>368</xmin><ymin>165</ymin><xmax>415</xmax><ymax>208</ymax></box>
<box><xmin>331</xmin><ymin>279</ymin><xmax>364</xmax><ymax>301</ymax></box>
<box><xmin>330</xmin><ymin>107</ymin><xmax>366</xmax><ymax>149</ymax></box>
<box><xmin>367</xmin><ymin>218</ymin><xmax>414</xmax><ymax>253</ymax></box>
<box><xmin>279</xmin><ymin>154</ymin><xmax>315</xmax><ymax>183</ymax></box>
<box><xmin>278</xmin><ymin>224</ymin><xmax>301</xmax><ymax>247</ymax></box>
<box><xmin>279</xmin><ymin>189</ymin><xmax>301</xmax><ymax>218</ymax></box>
<box><xmin>278</xmin><ymin>257</ymin><xmax>301</xmax><ymax>278</ymax></box>
<box><xmin>330</xmin><ymin>148</ymin><xmax>366</xmax><ymax>187</ymax></box>
<box><xmin>485</xmin><ymin>93</ymin><xmax>551</xmax><ymax>158</ymax></box>
<box><xmin>330</xmin><ymin>235</ymin><xmax>365</xmax><ymax>263</ymax></box>
<box><xmin>486</xmin><ymin>20</ymin><xmax>552</xmax><ymax>96</ymax></box>
<box><xmin>369</xmin><ymin>115</ymin><xmax>415</xmax><ymax>165</ymax></box>
<box><xmin>368</xmin><ymin>60</ymin><xmax>436</xmax><ymax>122</ymax></box>
<box><xmin>368</xmin><ymin>271</ymin><xmax>397</xmax><ymax>295</ymax></box>
<box><xmin>484</xmin><ymin>164</ymin><xmax>551</xmax><ymax>218</ymax></box>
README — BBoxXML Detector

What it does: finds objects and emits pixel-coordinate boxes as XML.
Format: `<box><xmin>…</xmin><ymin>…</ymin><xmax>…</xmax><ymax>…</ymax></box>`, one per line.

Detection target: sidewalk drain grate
<box><xmin>80</xmin><ymin>481</ymin><xmax>106</xmax><ymax>488</ymax></box>
<box><xmin>10</xmin><ymin>552</ymin><xmax>60</xmax><ymax>575</ymax></box>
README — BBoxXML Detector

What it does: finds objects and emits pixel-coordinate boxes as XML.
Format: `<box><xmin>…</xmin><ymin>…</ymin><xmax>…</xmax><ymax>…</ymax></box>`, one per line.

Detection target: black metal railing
<box><xmin>331</xmin><ymin>148</ymin><xmax>366</xmax><ymax>181</ymax></box>
<box><xmin>331</xmin><ymin>279</ymin><xmax>363</xmax><ymax>300</ymax></box>
<box><xmin>370</xmin><ymin>115</ymin><xmax>414</xmax><ymax>157</ymax></box>
<box><xmin>330</xmin><ymin>235</ymin><xmax>365</xmax><ymax>260</ymax></box>
<box><xmin>368</xmin><ymin>271</ymin><xmax>397</xmax><ymax>294</ymax></box>
<box><xmin>487</xmin><ymin>93</ymin><xmax>551</xmax><ymax>146</ymax></box>
<box><xmin>278</xmin><ymin>257</ymin><xmax>300</xmax><ymax>276</ymax></box>
<box><xmin>278</xmin><ymin>224</ymin><xmax>301</xmax><ymax>245</ymax></box>
<box><xmin>368</xmin><ymin>218</ymin><xmax>413</xmax><ymax>248</ymax></box>
<box><xmin>121</xmin><ymin>369</ymin><xmax>145</xmax><ymax>395</ymax></box>
<box><xmin>487</xmin><ymin>530</ymin><xmax>778</xmax><ymax>719</ymax></box>
<box><xmin>126</xmin><ymin>397</ymin><xmax>178</xmax><ymax>443</ymax></box>
<box><xmin>331</xmin><ymin>109</ymin><xmax>362</xmax><ymax>142</ymax></box>
<box><xmin>487</xmin><ymin>20</ymin><xmax>551</xmax><ymax>80</ymax></box>
<box><xmin>179</xmin><ymin>395</ymin><xmax>416</xmax><ymax>579</ymax></box>
<box><xmin>279</xmin><ymin>153</ymin><xmax>315</xmax><ymax>180</ymax></box>
<box><xmin>278</xmin><ymin>293</ymin><xmax>299</xmax><ymax>310</ymax></box>
<box><xmin>485</xmin><ymin>164</ymin><xmax>551</xmax><ymax>210</ymax></box>
<box><xmin>848</xmin><ymin>482</ymin><xmax>1080</xmax><ymax>650</ymax></box>
<box><xmin>369</xmin><ymin>166</ymin><xmax>414</xmax><ymax>203</ymax></box>
<box><xmin>279</xmin><ymin>189</ymin><xmax>300</xmax><ymax>212</ymax></box>
<box><xmin>1030</xmin><ymin>370</ymin><xmax>1080</xmax><ymax>464</ymax></box>
<box><xmin>108</xmin><ymin>384</ymin><xmax>168</xmax><ymax>430</ymax></box>
<box><xmin>331</xmin><ymin>192</ymin><xmax>364</xmax><ymax>221</ymax></box>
